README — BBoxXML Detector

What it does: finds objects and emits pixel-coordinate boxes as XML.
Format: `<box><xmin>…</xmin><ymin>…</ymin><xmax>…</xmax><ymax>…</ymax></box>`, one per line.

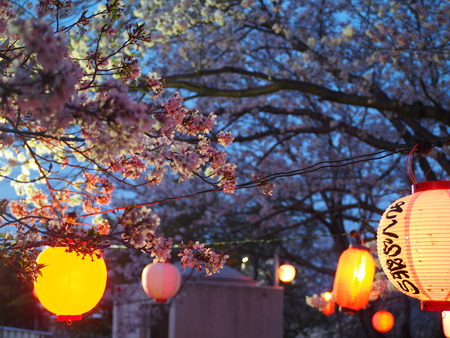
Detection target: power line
<box><xmin>81</xmin><ymin>139</ymin><xmax>449</xmax><ymax>219</ymax></box>
<box><xmin>109</xmin><ymin>231</ymin><xmax>349</xmax><ymax>250</ymax></box>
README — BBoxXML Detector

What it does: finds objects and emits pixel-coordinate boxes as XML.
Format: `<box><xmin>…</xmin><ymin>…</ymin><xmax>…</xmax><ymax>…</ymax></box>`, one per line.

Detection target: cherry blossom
<box><xmin>0</xmin><ymin>0</ymin><xmax>235</xmax><ymax>280</ymax></box>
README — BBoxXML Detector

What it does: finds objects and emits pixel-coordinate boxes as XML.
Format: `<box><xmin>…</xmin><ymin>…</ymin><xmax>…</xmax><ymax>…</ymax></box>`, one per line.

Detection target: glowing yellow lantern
<box><xmin>34</xmin><ymin>247</ymin><xmax>107</xmax><ymax>322</ymax></box>
<box><xmin>141</xmin><ymin>262</ymin><xmax>181</xmax><ymax>302</ymax></box>
<box><xmin>321</xmin><ymin>292</ymin><xmax>335</xmax><ymax>316</ymax></box>
<box><xmin>372</xmin><ymin>310</ymin><xmax>394</xmax><ymax>333</ymax></box>
<box><xmin>278</xmin><ymin>263</ymin><xmax>296</xmax><ymax>283</ymax></box>
<box><xmin>377</xmin><ymin>181</ymin><xmax>450</xmax><ymax>311</ymax></box>
<box><xmin>333</xmin><ymin>245</ymin><xmax>375</xmax><ymax>313</ymax></box>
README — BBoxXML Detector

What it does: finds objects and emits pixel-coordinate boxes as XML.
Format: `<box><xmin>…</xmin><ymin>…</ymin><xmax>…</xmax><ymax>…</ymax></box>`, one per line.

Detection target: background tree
<box><xmin>2</xmin><ymin>0</ymin><xmax>450</xmax><ymax>337</ymax></box>
<box><xmin>109</xmin><ymin>0</ymin><xmax>449</xmax><ymax>336</ymax></box>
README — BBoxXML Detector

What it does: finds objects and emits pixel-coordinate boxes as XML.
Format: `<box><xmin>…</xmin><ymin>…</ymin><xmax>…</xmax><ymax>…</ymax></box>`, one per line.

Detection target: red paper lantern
<box><xmin>321</xmin><ymin>292</ymin><xmax>335</xmax><ymax>316</ymax></box>
<box><xmin>278</xmin><ymin>264</ymin><xmax>296</xmax><ymax>283</ymax></box>
<box><xmin>372</xmin><ymin>310</ymin><xmax>394</xmax><ymax>333</ymax></box>
<box><xmin>377</xmin><ymin>181</ymin><xmax>450</xmax><ymax>311</ymax></box>
<box><xmin>333</xmin><ymin>245</ymin><xmax>375</xmax><ymax>313</ymax></box>
<box><xmin>34</xmin><ymin>247</ymin><xmax>107</xmax><ymax>322</ymax></box>
<box><xmin>141</xmin><ymin>262</ymin><xmax>181</xmax><ymax>302</ymax></box>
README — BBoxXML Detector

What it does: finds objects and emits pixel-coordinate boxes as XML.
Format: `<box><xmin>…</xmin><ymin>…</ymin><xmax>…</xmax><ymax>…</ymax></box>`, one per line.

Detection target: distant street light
<box><xmin>278</xmin><ymin>264</ymin><xmax>296</xmax><ymax>283</ymax></box>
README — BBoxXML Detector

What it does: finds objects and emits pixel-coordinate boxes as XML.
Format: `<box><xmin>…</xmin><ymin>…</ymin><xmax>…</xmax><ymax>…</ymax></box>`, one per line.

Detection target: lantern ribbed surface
<box><xmin>34</xmin><ymin>247</ymin><xmax>107</xmax><ymax>320</ymax></box>
<box><xmin>333</xmin><ymin>246</ymin><xmax>375</xmax><ymax>312</ymax></box>
<box><xmin>377</xmin><ymin>181</ymin><xmax>450</xmax><ymax>309</ymax></box>
<box><xmin>141</xmin><ymin>262</ymin><xmax>181</xmax><ymax>302</ymax></box>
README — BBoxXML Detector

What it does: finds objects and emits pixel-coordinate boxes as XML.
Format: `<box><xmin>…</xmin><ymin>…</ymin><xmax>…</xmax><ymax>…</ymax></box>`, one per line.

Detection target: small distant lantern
<box><xmin>141</xmin><ymin>262</ymin><xmax>181</xmax><ymax>302</ymax></box>
<box><xmin>322</xmin><ymin>300</ymin><xmax>335</xmax><ymax>317</ymax></box>
<box><xmin>333</xmin><ymin>245</ymin><xmax>375</xmax><ymax>313</ymax></box>
<box><xmin>321</xmin><ymin>292</ymin><xmax>335</xmax><ymax>316</ymax></box>
<box><xmin>322</xmin><ymin>291</ymin><xmax>333</xmax><ymax>302</ymax></box>
<box><xmin>34</xmin><ymin>247</ymin><xmax>107</xmax><ymax>322</ymax></box>
<box><xmin>372</xmin><ymin>310</ymin><xmax>394</xmax><ymax>333</ymax></box>
<box><xmin>278</xmin><ymin>264</ymin><xmax>296</xmax><ymax>283</ymax></box>
<box><xmin>377</xmin><ymin>181</ymin><xmax>450</xmax><ymax>311</ymax></box>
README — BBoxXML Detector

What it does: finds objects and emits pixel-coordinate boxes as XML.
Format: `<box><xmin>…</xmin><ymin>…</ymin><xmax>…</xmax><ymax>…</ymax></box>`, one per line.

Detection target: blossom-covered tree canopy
<box><xmin>0</xmin><ymin>0</ymin><xmax>236</xmax><ymax>279</ymax></box>
<box><xmin>83</xmin><ymin>0</ymin><xmax>447</xmax><ymax>335</ymax></box>
<box><xmin>1</xmin><ymin>0</ymin><xmax>450</xmax><ymax>336</ymax></box>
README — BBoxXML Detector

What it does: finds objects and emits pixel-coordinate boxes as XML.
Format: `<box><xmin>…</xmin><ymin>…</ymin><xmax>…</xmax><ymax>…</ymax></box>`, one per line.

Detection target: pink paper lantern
<box><xmin>141</xmin><ymin>262</ymin><xmax>181</xmax><ymax>302</ymax></box>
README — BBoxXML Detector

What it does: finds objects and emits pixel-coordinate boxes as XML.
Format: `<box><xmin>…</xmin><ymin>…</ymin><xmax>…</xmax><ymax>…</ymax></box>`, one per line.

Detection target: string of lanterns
<box><xmin>29</xmin><ymin>142</ymin><xmax>450</xmax><ymax>336</ymax></box>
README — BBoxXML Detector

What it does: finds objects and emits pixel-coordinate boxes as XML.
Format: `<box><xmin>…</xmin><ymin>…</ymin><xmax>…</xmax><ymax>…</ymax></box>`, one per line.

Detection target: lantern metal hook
<box><xmin>349</xmin><ymin>230</ymin><xmax>364</xmax><ymax>245</ymax></box>
<box><xmin>406</xmin><ymin>139</ymin><xmax>434</xmax><ymax>185</ymax></box>
<box><xmin>66</xmin><ymin>319</ymin><xmax>73</xmax><ymax>326</ymax></box>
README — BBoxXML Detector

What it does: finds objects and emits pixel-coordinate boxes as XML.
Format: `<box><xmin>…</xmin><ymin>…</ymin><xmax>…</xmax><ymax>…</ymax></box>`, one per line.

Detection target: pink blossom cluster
<box><xmin>251</xmin><ymin>174</ymin><xmax>274</xmax><ymax>196</ymax></box>
<box><xmin>369</xmin><ymin>274</ymin><xmax>389</xmax><ymax>301</ymax></box>
<box><xmin>217</xmin><ymin>131</ymin><xmax>234</xmax><ymax>147</ymax></box>
<box><xmin>119</xmin><ymin>207</ymin><xmax>161</xmax><ymax>248</ymax></box>
<box><xmin>305</xmin><ymin>294</ymin><xmax>328</xmax><ymax>310</ymax></box>
<box><xmin>146</xmin><ymin>73</ymin><xmax>165</xmax><ymax>99</ymax></box>
<box><xmin>0</xmin><ymin>0</ymin><xmax>13</xmax><ymax>34</ymax></box>
<box><xmin>0</xmin><ymin>4</ymin><xmax>238</xmax><ymax>277</ymax></box>
<box><xmin>178</xmin><ymin>241</ymin><xmax>229</xmax><ymax>275</ymax></box>
<box><xmin>118</xmin><ymin>55</ymin><xmax>141</xmax><ymax>81</ymax></box>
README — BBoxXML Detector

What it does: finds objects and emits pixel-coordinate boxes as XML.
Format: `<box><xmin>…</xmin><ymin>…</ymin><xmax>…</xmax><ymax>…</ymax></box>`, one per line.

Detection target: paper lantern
<box><xmin>333</xmin><ymin>245</ymin><xmax>375</xmax><ymax>313</ymax></box>
<box><xmin>377</xmin><ymin>181</ymin><xmax>450</xmax><ymax>311</ymax></box>
<box><xmin>322</xmin><ymin>300</ymin><xmax>335</xmax><ymax>316</ymax></box>
<box><xmin>141</xmin><ymin>262</ymin><xmax>181</xmax><ymax>302</ymax></box>
<box><xmin>442</xmin><ymin>312</ymin><xmax>450</xmax><ymax>337</ymax></box>
<box><xmin>372</xmin><ymin>310</ymin><xmax>394</xmax><ymax>333</ymax></box>
<box><xmin>321</xmin><ymin>292</ymin><xmax>335</xmax><ymax>316</ymax></box>
<box><xmin>278</xmin><ymin>263</ymin><xmax>296</xmax><ymax>283</ymax></box>
<box><xmin>34</xmin><ymin>247</ymin><xmax>107</xmax><ymax>322</ymax></box>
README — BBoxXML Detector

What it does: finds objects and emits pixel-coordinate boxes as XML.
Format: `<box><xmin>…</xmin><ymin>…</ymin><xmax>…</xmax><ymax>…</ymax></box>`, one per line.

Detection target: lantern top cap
<box><xmin>348</xmin><ymin>244</ymin><xmax>370</xmax><ymax>252</ymax></box>
<box><xmin>412</xmin><ymin>180</ymin><xmax>450</xmax><ymax>193</ymax></box>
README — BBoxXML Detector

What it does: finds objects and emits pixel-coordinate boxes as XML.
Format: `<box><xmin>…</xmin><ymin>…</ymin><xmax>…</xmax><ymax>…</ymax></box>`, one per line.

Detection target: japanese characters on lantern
<box><xmin>377</xmin><ymin>181</ymin><xmax>450</xmax><ymax>311</ymax></box>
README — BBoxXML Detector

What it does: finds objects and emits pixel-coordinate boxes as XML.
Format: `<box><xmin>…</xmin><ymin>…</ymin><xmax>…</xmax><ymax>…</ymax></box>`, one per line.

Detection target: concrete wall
<box><xmin>113</xmin><ymin>277</ymin><xmax>283</xmax><ymax>338</ymax></box>
<box><xmin>169</xmin><ymin>282</ymin><xmax>283</xmax><ymax>338</ymax></box>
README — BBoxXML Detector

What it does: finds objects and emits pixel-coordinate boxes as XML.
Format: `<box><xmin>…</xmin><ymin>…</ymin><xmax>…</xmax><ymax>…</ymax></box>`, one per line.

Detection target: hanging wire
<box><xmin>80</xmin><ymin>139</ymin><xmax>450</xmax><ymax>219</ymax></box>
<box><xmin>238</xmin><ymin>145</ymin><xmax>409</xmax><ymax>189</ymax></box>
<box><xmin>109</xmin><ymin>232</ymin><xmax>349</xmax><ymax>250</ymax></box>
<box><xmin>406</xmin><ymin>143</ymin><xmax>420</xmax><ymax>185</ymax></box>
<box><xmin>349</xmin><ymin>230</ymin><xmax>364</xmax><ymax>245</ymax></box>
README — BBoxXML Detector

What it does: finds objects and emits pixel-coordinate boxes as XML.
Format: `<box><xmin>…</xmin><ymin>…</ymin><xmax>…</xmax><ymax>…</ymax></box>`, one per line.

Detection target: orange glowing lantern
<box><xmin>34</xmin><ymin>247</ymin><xmax>107</xmax><ymax>322</ymax></box>
<box><xmin>377</xmin><ymin>181</ymin><xmax>450</xmax><ymax>311</ymax></box>
<box><xmin>333</xmin><ymin>245</ymin><xmax>375</xmax><ymax>313</ymax></box>
<box><xmin>372</xmin><ymin>310</ymin><xmax>394</xmax><ymax>333</ymax></box>
<box><xmin>141</xmin><ymin>262</ymin><xmax>181</xmax><ymax>302</ymax></box>
<box><xmin>322</xmin><ymin>301</ymin><xmax>335</xmax><ymax>316</ymax></box>
<box><xmin>321</xmin><ymin>292</ymin><xmax>335</xmax><ymax>316</ymax></box>
<box><xmin>278</xmin><ymin>263</ymin><xmax>296</xmax><ymax>283</ymax></box>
